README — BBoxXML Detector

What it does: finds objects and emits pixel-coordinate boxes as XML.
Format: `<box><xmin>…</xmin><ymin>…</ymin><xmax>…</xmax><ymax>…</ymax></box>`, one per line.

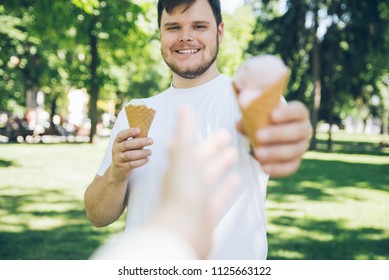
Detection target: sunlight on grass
<box><xmin>27</xmin><ymin>217</ymin><xmax>69</xmax><ymax>231</ymax></box>
<box><xmin>304</xmin><ymin>151</ymin><xmax>389</xmax><ymax>165</ymax></box>
<box><xmin>273</xmin><ymin>250</ymin><xmax>305</xmax><ymax>259</ymax></box>
<box><xmin>317</xmin><ymin>131</ymin><xmax>385</xmax><ymax>143</ymax></box>
<box><xmin>266</xmin><ymin>131</ymin><xmax>389</xmax><ymax>259</ymax></box>
<box><xmin>0</xmin><ymin>139</ymin><xmax>129</xmax><ymax>259</ymax></box>
<box><xmin>19</xmin><ymin>202</ymin><xmax>79</xmax><ymax>213</ymax></box>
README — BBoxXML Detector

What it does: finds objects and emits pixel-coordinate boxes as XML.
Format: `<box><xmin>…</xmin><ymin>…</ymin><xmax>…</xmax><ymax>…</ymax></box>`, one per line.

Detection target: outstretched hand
<box><xmin>152</xmin><ymin>106</ymin><xmax>240</xmax><ymax>259</ymax></box>
<box><xmin>237</xmin><ymin>101</ymin><xmax>312</xmax><ymax>177</ymax></box>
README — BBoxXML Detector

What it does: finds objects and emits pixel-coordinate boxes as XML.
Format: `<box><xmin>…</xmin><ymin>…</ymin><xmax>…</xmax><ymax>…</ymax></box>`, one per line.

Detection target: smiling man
<box><xmin>84</xmin><ymin>0</ymin><xmax>311</xmax><ymax>259</ymax></box>
<box><xmin>159</xmin><ymin>0</ymin><xmax>223</xmax><ymax>85</ymax></box>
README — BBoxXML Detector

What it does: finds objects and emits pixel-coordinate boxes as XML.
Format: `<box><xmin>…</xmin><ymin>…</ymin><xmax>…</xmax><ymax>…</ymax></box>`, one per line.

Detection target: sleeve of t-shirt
<box><xmin>97</xmin><ymin>109</ymin><xmax>129</xmax><ymax>176</ymax></box>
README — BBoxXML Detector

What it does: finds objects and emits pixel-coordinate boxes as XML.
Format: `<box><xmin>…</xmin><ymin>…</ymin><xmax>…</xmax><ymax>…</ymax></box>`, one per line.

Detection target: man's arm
<box><xmin>84</xmin><ymin>128</ymin><xmax>153</xmax><ymax>227</ymax></box>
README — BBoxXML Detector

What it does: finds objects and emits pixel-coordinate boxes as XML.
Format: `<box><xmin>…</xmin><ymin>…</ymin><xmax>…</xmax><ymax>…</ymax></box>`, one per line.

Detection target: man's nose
<box><xmin>178</xmin><ymin>28</ymin><xmax>194</xmax><ymax>42</ymax></box>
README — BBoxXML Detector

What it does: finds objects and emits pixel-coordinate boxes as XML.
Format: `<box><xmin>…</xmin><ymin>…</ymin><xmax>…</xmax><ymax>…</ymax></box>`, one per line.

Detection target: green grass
<box><xmin>0</xmin><ymin>139</ymin><xmax>125</xmax><ymax>259</ymax></box>
<box><xmin>266</xmin><ymin>132</ymin><xmax>389</xmax><ymax>260</ymax></box>
<box><xmin>0</xmin><ymin>131</ymin><xmax>388</xmax><ymax>260</ymax></box>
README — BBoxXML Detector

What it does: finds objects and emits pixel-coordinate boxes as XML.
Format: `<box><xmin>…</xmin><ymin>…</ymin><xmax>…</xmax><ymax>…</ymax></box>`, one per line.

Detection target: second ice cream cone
<box><xmin>237</xmin><ymin>70</ymin><xmax>290</xmax><ymax>147</ymax></box>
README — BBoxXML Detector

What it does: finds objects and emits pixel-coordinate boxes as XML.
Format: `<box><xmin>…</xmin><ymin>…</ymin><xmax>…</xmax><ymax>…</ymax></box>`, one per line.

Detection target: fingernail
<box><xmin>147</xmin><ymin>138</ymin><xmax>154</xmax><ymax>145</ymax></box>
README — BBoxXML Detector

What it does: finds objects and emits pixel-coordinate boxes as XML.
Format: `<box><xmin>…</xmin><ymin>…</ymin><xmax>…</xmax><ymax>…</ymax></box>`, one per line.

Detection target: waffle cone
<box><xmin>235</xmin><ymin>70</ymin><xmax>290</xmax><ymax>147</ymax></box>
<box><xmin>125</xmin><ymin>104</ymin><xmax>156</xmax><ymax>138</ymax></box>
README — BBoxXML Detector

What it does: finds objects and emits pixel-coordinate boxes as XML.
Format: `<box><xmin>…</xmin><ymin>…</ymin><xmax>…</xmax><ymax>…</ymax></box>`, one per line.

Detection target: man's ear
<box><xmin>218</xmin><ymin>22</ymin><xmax>224</xmax><ymax>44</ymax></box>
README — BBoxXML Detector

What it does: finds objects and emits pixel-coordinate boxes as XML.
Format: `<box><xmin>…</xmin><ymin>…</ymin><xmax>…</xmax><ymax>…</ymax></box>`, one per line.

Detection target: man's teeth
<box><xmin>177</xmin><ymin>49</ymin><xmax>199</xmax><ymax>54</ymax></box>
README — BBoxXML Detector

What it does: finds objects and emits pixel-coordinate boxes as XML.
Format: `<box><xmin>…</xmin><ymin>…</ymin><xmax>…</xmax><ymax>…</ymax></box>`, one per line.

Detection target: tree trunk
<box><xmin>309</xmin><ymin>3</ymin><xmax>322</xmax><ymax>150</ymax></box>
<box><xmin>49</xmin><ymin>94</ymin><xmax>58</xmax><ymax>121</ymax></box>
<box><xmin>88</xmin><ymin>15</ymin><xmax>99</xmax><ymax>143</ymax></box>
<box><xmin>327</xmin><ymin>85</ymin><xmax>334</xmax><ymax>152</ymax></box>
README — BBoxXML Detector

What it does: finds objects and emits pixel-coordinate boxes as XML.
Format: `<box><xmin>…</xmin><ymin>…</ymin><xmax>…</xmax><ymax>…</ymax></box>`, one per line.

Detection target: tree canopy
<box><xmin>247</xmin><ymin>0</ymin><xmax>388</xmax><ymax>149</ymax></box>
<box><xmin>1</xmin><ymin>0</ymin><xmax>387</xmax><ymax>144</ymax></box>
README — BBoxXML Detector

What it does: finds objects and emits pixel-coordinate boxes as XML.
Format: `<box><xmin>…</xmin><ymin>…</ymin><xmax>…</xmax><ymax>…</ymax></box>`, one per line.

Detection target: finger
<box><xmin>262</xmin><ymin>158</ymin><xmax>302</xmax><ymax>178</ymax></box>
<box><xmin>121</xmin><ymin>149</ymin><xmax>152</xmax><ymax>162</ymax></box>
<box><xmin>203</xmin><ymin>146</ymin><xmax>238</xmax><ymax>186</ymax></box>
<box><xmin>126</xmin><ymin>157</ymin><xmax>150</xmax><ymax>169</ymax></box>
<box><xmin>169</xmin><ymin>106</ymin><xmax>197</xmax><ymax>158</ymax></box>
<box><xmin>235</xmin><ymin>120</ymin><xmax>247</xmax><ymax>135</ymax></box>
<box><xmin>208</xmin><ymin>172</ymin><xmax>240</xmax><ymax>223</ymax></box>
<box><xmin>195</xmin><ymin>129</ymin><xmax>232</xmax><ymax>162</ymax></box>
<box><xmin>176</xmin><ymin>106</ymin><xmax>197</xmax><ymax>143</ymax></box>
<box><xmin>270</xmin><ymin>101</ymin><xmax>310</xmax><ymax>124</ymax></box>
<box><xmin>115</xmin><ymin>128</ymin><xmax>141</xmax><ymax>143</ymax></box>
<box><xmin>119</xmin><ymin>137</ymin><xmax>153</xmax><ymax>152</ymax></box>
<box><xmin>257</xmin><ymin>120</ymin><xmax>312</xmax><ymax>145</ymax></box>
<box><xmin>254</xmin><ymin>141</ymin><xmax>309</xmax><ymax>163</ymax></box>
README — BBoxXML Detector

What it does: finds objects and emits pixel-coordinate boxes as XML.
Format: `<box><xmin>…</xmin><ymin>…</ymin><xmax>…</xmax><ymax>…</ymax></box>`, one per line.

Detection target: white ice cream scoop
<box><xmin>234</xmin><ymin>55</ymin><xmax>288</xmax><ymax>108</ymax></box>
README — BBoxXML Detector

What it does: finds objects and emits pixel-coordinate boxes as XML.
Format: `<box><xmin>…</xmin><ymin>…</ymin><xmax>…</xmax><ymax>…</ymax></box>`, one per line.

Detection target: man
<box><xmin>85</xmin><ymin>0</ymin><xmax>311</xmax><ymax>259</ymax></box>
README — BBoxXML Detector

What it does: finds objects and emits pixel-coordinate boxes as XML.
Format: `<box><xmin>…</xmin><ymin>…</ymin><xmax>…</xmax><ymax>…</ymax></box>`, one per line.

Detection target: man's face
<box><xmin>160</xmin><ymin>0</ymin><xmax>224</xmax><ymax>80</ymax></box>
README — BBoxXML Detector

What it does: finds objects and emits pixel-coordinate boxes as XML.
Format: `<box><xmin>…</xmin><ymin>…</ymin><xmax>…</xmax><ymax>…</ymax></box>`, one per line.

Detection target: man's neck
<box><xmin>172</xmin><ymin>65</ymin><xmax>220</xmax><ymax>89</ymax></box>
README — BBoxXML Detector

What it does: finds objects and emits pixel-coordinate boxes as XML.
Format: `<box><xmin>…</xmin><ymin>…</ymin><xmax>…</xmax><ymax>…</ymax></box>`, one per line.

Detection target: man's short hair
<box><xmin>157</xmin><ymin>0</ymin><xmax>222</xmax><ymax>28</ymax></box>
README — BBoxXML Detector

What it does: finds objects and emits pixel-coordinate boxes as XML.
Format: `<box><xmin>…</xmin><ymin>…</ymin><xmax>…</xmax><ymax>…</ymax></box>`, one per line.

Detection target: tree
<box><xmin>218</xmin><ymin>5</ymin><xmax>256</xmax><ymax>76</ymax></box>
<box><xmin>0</xmin><ymin>0</ymin><xmax>165</xmax><ymax>142</ymax></box>
<box><xmin>247</xmin><ymin>0</ymin><xmax>389</xmax><ymax>150</ymax></box>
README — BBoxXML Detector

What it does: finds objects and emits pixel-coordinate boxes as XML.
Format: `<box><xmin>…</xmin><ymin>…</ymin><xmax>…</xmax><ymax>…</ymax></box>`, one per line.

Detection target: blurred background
<box><xmin>0</xmin><ymin>0</ymin><xmax>388</xmax><ymax>259</ymax></box>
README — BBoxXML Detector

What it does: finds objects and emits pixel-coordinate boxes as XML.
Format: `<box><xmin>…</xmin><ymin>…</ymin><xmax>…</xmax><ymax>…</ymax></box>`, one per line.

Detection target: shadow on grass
<box><xmin>0</xmin><ymin>159</ymin><xmax>14</xmax><ymax>168</ymax></box>
<box><xmin>0</xmin><ymin>187</ymin><xmax>120</xmax><ymax>260</ymax></box>
<box><xmin>266</xmin><ymin>141</ymin><xmax>389</xmax><ymax>260</ymax></box>
<box><xmin>316</xmin><ymin>138</ymin><xmax>389</xmax><ymax>156</ymax></box>
<box><xmin>267</xmin><ymin>216</ymin><xmax>389</xmax><ymax>260</ymax></box>
<box><xmin>268</xmin><ymin>159</ymin><xmax>389</xmax><ymax>203</ymax></box>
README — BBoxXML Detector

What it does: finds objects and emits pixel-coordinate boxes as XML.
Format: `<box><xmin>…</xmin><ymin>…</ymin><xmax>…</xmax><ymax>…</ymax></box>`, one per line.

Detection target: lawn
<box><xmin>0</xmin><ymin>139</ymin><xmax>126</xmax><ymax>259</ymax></box>
<box><xmin>0</xmin><ymin>132</ymin><xmax>388</xmax><ymax>260</ymax></box>
<box><xmin>267</xmin><ymin>131</ymin><xmax>389</xmax><ymax>259</ymax></box>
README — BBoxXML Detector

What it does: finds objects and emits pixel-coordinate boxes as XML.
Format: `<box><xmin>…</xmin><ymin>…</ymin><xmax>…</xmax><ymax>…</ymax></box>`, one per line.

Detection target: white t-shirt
<box><xmin>97</xmin><ymin>74</ymin><xmax>269</xmax><ymax>259</ymax></box>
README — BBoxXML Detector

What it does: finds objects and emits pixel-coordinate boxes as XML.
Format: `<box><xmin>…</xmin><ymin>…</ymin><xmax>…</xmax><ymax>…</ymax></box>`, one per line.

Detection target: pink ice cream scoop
<box><xmin>233</xmin><ymin>55</ymin><xmax>290</xmax><ymax>146</ymax></box>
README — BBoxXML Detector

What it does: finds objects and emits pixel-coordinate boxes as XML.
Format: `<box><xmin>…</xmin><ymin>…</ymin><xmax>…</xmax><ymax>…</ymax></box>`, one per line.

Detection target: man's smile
<box><xmin>175</xmin><ymin>48</ymin><xmax>201</xmax><ymax>54</ymax></box>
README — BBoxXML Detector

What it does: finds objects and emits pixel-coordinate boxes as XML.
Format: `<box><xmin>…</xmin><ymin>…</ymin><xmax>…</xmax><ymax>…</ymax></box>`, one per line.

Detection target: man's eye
<box><xmin>167</xmin><ymin>26</ymin><xmax>179</xmax><ymax>31</ymax></box>
<box><xmin>194</xmin><ymin>25</ymin><xmax>206</xmax><ymax>30</ymax></box>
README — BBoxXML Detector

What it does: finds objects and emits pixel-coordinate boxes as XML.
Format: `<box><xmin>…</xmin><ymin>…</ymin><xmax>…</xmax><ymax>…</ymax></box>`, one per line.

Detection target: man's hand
<box><xmin>111</xmin><ymin>128</ymin><xmax>154</xmax><ymax>182</ymax></box>
<box><xmin>237</xmin><ymin>101</ymin><xmax>312</xmax><ymax>177</ymax></box>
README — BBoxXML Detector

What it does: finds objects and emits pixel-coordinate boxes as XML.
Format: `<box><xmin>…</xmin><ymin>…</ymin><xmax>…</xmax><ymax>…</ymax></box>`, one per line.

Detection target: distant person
<box><xmin>85</xmin><ymin>0</ymin><xmax>311</xmax><ymax>259</ymax></box>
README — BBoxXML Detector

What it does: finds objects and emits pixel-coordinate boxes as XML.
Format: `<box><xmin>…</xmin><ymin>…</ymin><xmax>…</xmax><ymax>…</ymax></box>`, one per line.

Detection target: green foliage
<box><xmin>0</xmin><ymin>0</ymin><xmax>165</xmax><ymax>117</ymax></box>
<box><xmin>218</xmin><ymin>6</ymin><xmax>256</xmax><ymax>76</ymax></box>
<box><xmin>2</xmin><ymin>0</ymin><xmax>387</xmax><ymax>140</ymax></box>
<box><xmin>247</xmin><ymin>0</ymin><xmax>389</xmax><ymax>127</ymax></box>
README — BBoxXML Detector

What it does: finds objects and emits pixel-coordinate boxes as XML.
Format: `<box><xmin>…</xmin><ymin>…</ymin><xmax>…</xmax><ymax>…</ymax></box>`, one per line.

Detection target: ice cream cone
<box><xmin>235</xmin><ymin>70</ymin><xmax>290</xmax><ymax>147</ymax></box>
<box><xmin>124</xmin><ymin>104</ymin><xmax>156</xmax><ymax>138</ymax></box>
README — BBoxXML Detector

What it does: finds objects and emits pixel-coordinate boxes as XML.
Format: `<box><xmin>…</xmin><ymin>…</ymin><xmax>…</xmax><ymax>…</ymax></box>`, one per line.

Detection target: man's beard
<box><xmin>162</xmin><ymin>39</ymin><xmax>219</xmax><ymax>80</ymax></box>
